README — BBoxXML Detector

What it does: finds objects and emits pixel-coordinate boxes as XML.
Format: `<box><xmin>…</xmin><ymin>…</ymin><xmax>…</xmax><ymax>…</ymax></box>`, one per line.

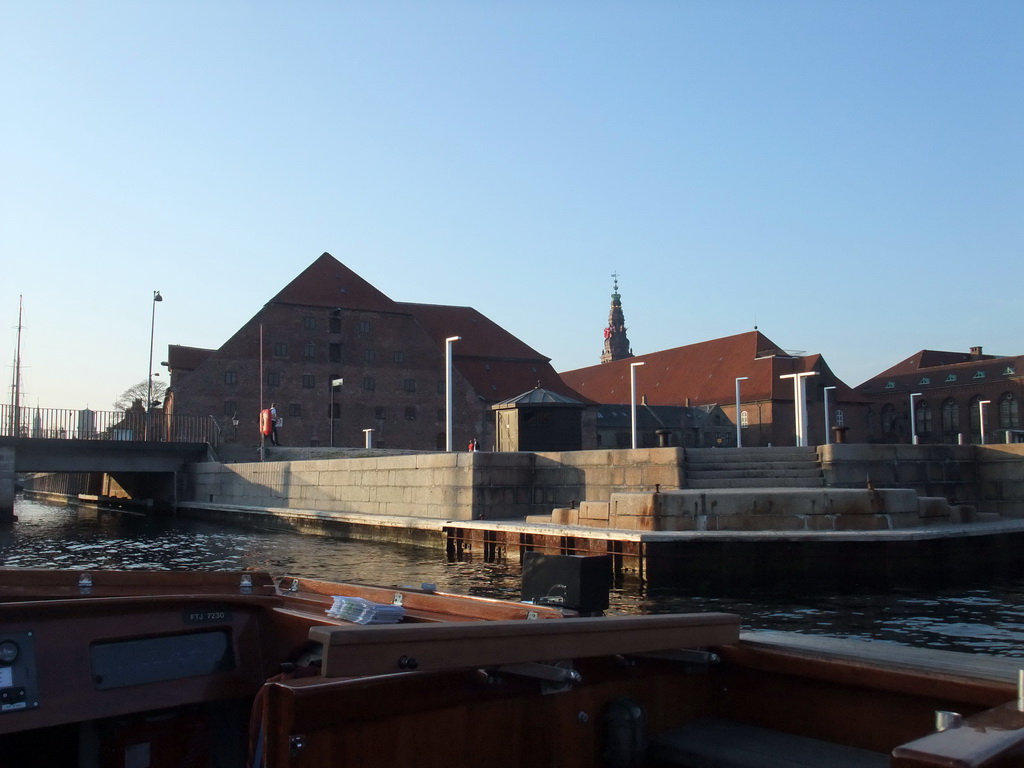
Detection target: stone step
<box><xmin>686</xmin><ymin>448</ymin><xmax>818</xmax><ymax>465</ymax></box>
<box><xmin>686</xmin><ymin>477</ymin><xmax>825</xmax><ymax>489</ymax></box>
<box><xmin>687</xmin><ymin>468</ymin><xmax>824</xmax><ymax>481</ymax></box>
<box><xmin>686</xmin><ymin>461</ymin><xmax>822</xmax><ymax>473</ymax></box>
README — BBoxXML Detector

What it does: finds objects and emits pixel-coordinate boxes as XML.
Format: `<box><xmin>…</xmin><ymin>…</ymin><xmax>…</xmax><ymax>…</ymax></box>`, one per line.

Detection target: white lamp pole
<box><xmin>630</xmin><ymin>361</ymin><xmax>645</xmax><ymax>449</ymax></box>
<box><xmin>979</xmin><ymin>400</ymin><xmax>991</xmax><ymax>444</ymax></box>
<box><xmin>735</xmin><ymin>377</ymin><xmax>748</xmax><ymax>447</ymax></box>
<box><xmin>445</xmin><ymin>336</ymin><xmax>462</xmax><ymax>451</ymax></box>
<box><xmin>330</xmin><ymin>378</ymin><xmax>344</xmax><ymax>447</ymax></box>
<box><xmin>909</xmin><ymin>392</ymin><xmax>923</xmax><ymax>445</ymax></box>
<box><xmin>823</xmin><ymin>385</ymin><xmax>836</xmax><ymax>444</ymax></box>
<box><xmin>780</xmin><ymin>372</ymin><xmax>818</xmax><ymax>447</ymax></box>
<box><xmin>145</xmin><ymin>290</ymin><xmax>163</xmax><ymax>441</ymax></box>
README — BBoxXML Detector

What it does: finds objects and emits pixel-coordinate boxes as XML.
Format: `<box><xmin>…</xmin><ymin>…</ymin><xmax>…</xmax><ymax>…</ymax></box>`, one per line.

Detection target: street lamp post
<box><xmin>630</xmin><ymin>361</ymin><xmax>645</xmax><ymax>449</ymax></box>
<box><xmin>146</xmin><ymin>290</ymin><xmax>163</xmax><ymax>441</ymax></box>
<box><xmin>823</xmin><ymin>385</ymin><xmax>836</xmax><ymax>444</ymax></box>
<box><xmin>330</xmin><ymin>378</ymin><xmax>344</xmax><ymax>447</ymax></box>
<box><xmin>445</xmin><ymin>336</ymin><xmax>461</xmax><ymax>451</ymax></box>
<box><xmin>909</xmin><ymin>392</ymin><xmax>923</xmax><ymax>445</ymax></box>
<box><xmin>779</xmin><ymin>372</ymin><xmax>818</xmax><ymax>447</ymax></box>
<box><xmin>979</xmin><ymin>400</ymin><xmax>991</xmax><ymax>444</ymax></box>
<box><xmin>735</xmin><ymin>377</ymin><xmax>748</xmax><ymax>447</ymax></box>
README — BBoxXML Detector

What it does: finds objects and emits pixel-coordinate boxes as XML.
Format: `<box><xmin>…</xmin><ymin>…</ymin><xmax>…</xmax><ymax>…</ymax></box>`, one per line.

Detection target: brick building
<box><xmin>164</xmin><ymin>253</ymin><xmax>580</xmax><ymax>450</ymax></box>
<box><xmin>560</xmin><ymin>330</ymin><xmax>868</xmax><ymax>448</ymax></box>
<box><xmin>856</xmin><ymin>346</ymin><xmax>1023</xmax><ymax>444</ymax></box>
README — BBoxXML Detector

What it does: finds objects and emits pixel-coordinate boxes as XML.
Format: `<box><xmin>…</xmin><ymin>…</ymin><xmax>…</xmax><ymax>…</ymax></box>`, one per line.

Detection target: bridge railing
<box><xmin>0</xmin><ymin>405</ymin><xmax>219</xmax><ymax>445</ymax></box>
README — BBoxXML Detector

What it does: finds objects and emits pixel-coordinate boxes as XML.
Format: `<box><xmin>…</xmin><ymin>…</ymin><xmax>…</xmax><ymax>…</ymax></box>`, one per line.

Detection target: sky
<box><xmin>2</xmin><ymin>1</ymin><xmax>1021</xmax><ymax>412</ymax></box>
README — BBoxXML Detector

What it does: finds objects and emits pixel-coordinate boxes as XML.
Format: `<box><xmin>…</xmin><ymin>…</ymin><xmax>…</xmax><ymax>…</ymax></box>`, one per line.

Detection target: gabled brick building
<box><xmin>164</xmin><ymin>253</ymin><xmax>580</xmax><ymax>450</ymax></box>
<box><xmin>856</xmin><ymin>346</ymin><xmax>1023</xmax><ymax>444</ymax></box>
<box><xmin>560</xmin><ymin>330</ymin><xmax>868</xmax><ymax>447</ymax></box>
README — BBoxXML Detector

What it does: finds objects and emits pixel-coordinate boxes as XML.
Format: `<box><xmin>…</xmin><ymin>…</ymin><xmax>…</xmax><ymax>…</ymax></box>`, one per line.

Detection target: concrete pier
<box><xmin>0</xmin><ymin>448</ymin><xmax>14</xmax><ymax>522</ymax></box>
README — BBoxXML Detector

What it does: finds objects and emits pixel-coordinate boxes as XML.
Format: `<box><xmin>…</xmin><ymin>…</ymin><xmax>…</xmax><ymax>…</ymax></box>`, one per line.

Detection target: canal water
<box><xmin>4</xmin><ymin>496</ymin><xmax>1024</xmax><ymax>658</ymax></box>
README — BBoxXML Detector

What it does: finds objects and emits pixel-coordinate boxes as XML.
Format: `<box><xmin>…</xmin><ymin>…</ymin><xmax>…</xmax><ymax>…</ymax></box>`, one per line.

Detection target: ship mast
<box><xmin>9</xmin><ymin>296</ymin><xmax>23</xmax><ymax>436</ymax></box>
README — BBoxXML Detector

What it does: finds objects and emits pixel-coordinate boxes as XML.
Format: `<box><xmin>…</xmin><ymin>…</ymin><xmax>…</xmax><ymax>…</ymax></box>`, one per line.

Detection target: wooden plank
<box><xmin>651</xmin><ymin>717</ymin><xmax>889</xmax><ymax>768</ymax></box>
<box><xmin>311</xmin><ymin>612</ymin><xmax>740</xmax><ymax>677</ymax></box>
<box><xmin>738</xmin><ymin>631</ymin><xmax>1024</xmax><ymax>686</ymax></box>
<box><xmin>278</xmin><ymin>577</ymin><xmax>570</xmax><ymax>621</ymax></box>
<box><xmin>891</xmin><ymin>700</ymin><xmax>1024</xmax><ymax>767</ymax></box>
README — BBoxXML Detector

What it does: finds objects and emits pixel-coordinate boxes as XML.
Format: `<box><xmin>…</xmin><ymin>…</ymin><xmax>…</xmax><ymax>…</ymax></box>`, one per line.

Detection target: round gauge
<box><xmin>0</xmin><ymin>641</ymin><xmax>18</xmax><ymax>664</ymax></box>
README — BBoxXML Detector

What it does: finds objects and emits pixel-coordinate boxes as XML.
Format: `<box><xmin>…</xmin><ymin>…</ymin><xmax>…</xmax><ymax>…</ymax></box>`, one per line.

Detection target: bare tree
<box><xmin>113</xmin><ymin>379</ymin><xmax>168</xmax><ymax>412</ymax></box>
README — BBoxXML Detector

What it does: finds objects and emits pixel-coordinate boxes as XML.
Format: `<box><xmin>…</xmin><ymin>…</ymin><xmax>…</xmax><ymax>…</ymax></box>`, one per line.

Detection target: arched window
<box><xmin>835</xmin><ymin>409</ymin><xmax>845</xmax><ymax>427</ymax></box>
<box><xmin>941</xmin><ymin>399</ymin><xmax>959</xmax><ymax>434</ymax></box>
<box><xmin>969</xmin><ymin>396</ymin><xmax>983</xmax><ymax>436</ymax></box>
<box><xmin>915</xmin><ymin>399</ymin><xmax>932</xmax><ymax>436</ymax></box>
<box><xmin>999</xmin><ymin>393</ymin><xmax>1020</xmax><ymax>429</ymax></box>
<box><xmin>881</xmin><ymin>404</ymin><xmax>897</xmax><ymax>433</ymax></box>
<box><xmin>740</xmin><ymin>410</ymin><xmax>749</xmax><ymax>429</ymax></box>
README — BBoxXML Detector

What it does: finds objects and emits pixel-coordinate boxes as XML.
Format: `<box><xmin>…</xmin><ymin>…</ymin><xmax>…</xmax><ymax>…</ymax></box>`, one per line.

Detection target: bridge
<box><xmin>1</xmin><ymin>405</ymin><xmax>223</xmax><ymax>521</ymax></box>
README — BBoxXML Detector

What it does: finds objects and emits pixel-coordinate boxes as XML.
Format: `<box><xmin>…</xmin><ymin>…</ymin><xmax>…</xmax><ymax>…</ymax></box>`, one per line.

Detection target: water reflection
<box><xmin>4</xmin><ymin>497</ymin><xmax>1024</xmax><ymax>657</ymax></box>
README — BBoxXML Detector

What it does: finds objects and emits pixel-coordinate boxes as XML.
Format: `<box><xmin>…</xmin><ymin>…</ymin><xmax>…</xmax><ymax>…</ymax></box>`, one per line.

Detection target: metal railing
<box><xmin>0</xmin><ymin>405</ymin><xmax>219</xmax><ymax>445</ymax></box>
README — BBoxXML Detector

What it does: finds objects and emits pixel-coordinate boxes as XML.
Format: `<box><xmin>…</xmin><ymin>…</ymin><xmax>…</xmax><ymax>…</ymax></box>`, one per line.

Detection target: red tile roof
<box><xmin>270</xmin><ymin>252</ymin><xmax>398</xmax><ymax>311</ymax></box>
<box><xmin>560</xmin><ymin>330</ymin><xmax>862</xmax><ymax>405</ymax></box>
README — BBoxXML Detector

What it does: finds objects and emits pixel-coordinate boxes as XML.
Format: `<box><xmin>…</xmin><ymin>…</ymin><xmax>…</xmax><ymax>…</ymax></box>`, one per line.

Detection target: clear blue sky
<box><xmin>2</xmin><ymin>1</ymin><xmax>1021</xmax><ymax>411</ymax></box>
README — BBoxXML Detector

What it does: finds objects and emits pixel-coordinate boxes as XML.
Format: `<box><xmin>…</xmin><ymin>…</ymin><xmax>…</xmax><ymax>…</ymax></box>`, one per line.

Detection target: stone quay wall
<box><xmin>182</xmin><ymin>448</ymin><xmax>685</xmax><ymax>521</ymax></box>
<box><xmin>820</xmin><ymin>443</ymin><xmax>1024</xmax><ymax>517</ymax></box>
<box><xmin>180</xmin><ymin>444</ymin><xmax>1022</xmax><ymax>523</ymax></box>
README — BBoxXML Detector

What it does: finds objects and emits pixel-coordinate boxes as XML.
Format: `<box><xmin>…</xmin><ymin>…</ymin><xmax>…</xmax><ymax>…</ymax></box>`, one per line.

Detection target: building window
<box><xmin>273</xmin><ymin>343</ymin><xmax>288</xmax><ymax>358</ymax></box>
<box><xmin>394</xmin><ymin>351</ymin><xmax>405</xmax><ymax>363</ymax></box>
<box><xmin>303</xmin><ymin>316</ymin><xmax>317</xmax><ymax>330</ymax></box>
<box><xmin>881</xmin><ymin>404</ymin><xmax>897</xmax><ymax>433</ymax></box>
<box><xmin>404</xmin><ymin>378</ymin><xmax>416</xmax><ymax>393</ymax></box>
<box><xmin>375</xmin><ymin>406</ymin><xmax>386</xmax><ymax>420</ymax></box>
<box><xmin>359</xmin><ymin>320</ymin><xmax>371</xmax><ymax>333</ymax></box>
<box><xmin>364</xmin><ymin>349</ymin><xmax>377</xmax><ymax>363</ymax></box>
<box><xmin>405</xmin><ymin>406</ymin><xmax>416</xmax><ymax>421</ymax></box>
<box><xmin>288</xmin><ymin>403</ymin><xmax>301</xmax><ymax>417</ymax></box>
<box><xmin>329</xmin><ymin>314</ymin><xmax>342</xmax><ymax>333</ymax></box>
<box><xmin>302</xmin><ymin>343</ymin><xmax>316</xmax><ymax>359</ymax></box>
<box><xmin>835</xmin><ymin>410</ymin><xmax>845</xmax><ymax>427</ymax></box>
<box><xmin>224</xmin><ymin>371</ymin><xmax>237</xmax><ymax>385</ymax></box>
<box><xmin>969</xmin><ymin>396</ymin><xmax>983</xmax><ymax>434</ymax></box>
<box><xmin>223</xmin><ymin>400</ymin><xmax>237</xmax><ymax>416</ymax></box>
<box><xmin>942</xmin><ymin>399</ymin><xmax>959</xmax><ymax>433</ymax></box>
<box><xmin>328</xmin><ymin>403</ymin><xmax>340</xmax><ymax>419</ymax></box>
<box><xmin>329</xmin><ymin>343</ymin><xmax>342</xmax><ymax>363</ymax></box>
<box><xmin>266</xmin><ymin>371</ymin><xmax>280</xmax><ymax>387</ymax></box>
<box><xmin>363</xmin><ymin>377</ymin><xmax>375</xmax><ymax>391</ymax></box>
<box><xmin>915</xmin><ymin>400</ymin><xmax>932</xmax><ymax>435</ymax></box>
<box><xmin>1000</xmin><ymin>393</ymin><xmax>1020</xmax><ymax>429</ymax></box>
<box><xmin>739</xmin><ymin>410</ymin><xmax>748</xmax><ymax>429</ymax></box>
<box><xmin>302</xmin><ymin>374</ymin><xmax>315</xmax><ymax>389</ymax></box>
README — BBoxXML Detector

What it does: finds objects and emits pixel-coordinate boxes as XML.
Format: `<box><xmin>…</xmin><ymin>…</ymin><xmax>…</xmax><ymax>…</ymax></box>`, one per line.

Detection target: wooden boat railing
<box><xmin>309</xmin><ymin>612</ymin><xmax>741</xmax><ymax>677</ymax></box>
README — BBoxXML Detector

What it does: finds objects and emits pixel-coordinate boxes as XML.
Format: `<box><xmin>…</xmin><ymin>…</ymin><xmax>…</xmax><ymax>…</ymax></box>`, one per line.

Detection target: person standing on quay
<box><xmin>270</xmin><ymin>402</ymin><xmax>280</xmax><ymax>445</ymax></box>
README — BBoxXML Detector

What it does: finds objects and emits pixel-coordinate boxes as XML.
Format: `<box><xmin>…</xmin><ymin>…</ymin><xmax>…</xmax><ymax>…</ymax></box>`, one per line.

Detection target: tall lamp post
<box><xmin>779</xmin><ymin>371</ymin><xmax>818</xmax><ymax>447</ymax></box>
<box><xmin>823</xmin><ymin>385</ymin><xmax>836</xmax><ymax>444</ymax></box>
<box><xmin>445</xmin><ymin>336</ymin><xmax>461</xmax><ymax>451</ymax></box>
<box><xmin>979</xmin><ymin>400</ymin><xmax>991</xmax><ymax>444</ymax></box>
<box><xmin>909</xmin><ymin>392</ymin><xmax>923</xmax><ymax>445</ymax></box>
<box><xmin>630</xmin><ymin>361</ymin><xmax>645</xmax><ymax>449</ymax></box>
<box><xmin>330</xmin><ymin>378</ymin><xmax>344</xmax><ymax>447</ymax></box>
<box><xmin>735</xmin><ymin>376</ymin><xmax>748</xmax><ymax>448</ymax></box>
<box><xmin>146</xmin><ymin>290</ymin><xmax>163</xmax><ymax>441</ymax></box>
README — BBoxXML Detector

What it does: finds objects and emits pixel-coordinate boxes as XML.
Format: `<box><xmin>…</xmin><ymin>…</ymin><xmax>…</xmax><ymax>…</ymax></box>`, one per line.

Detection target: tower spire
<box><xmin>601</xmin><ymin>273</ymin><xmax>634</xmax><ymax>364</ymax></box>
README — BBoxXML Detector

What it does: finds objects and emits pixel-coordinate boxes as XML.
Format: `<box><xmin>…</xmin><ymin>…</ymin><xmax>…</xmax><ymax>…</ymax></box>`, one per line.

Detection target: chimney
<box><xmin>970</xmin><ymin>346</ymin><xmax>983</xmax><ymax>356</ymax></box>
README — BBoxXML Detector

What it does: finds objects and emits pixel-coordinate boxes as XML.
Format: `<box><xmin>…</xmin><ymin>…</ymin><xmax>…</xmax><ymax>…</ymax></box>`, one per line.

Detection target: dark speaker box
<box><xmin>521</xmin><ymin>552</ymin><xmax>611</xmax><ymax>613</ymax></box>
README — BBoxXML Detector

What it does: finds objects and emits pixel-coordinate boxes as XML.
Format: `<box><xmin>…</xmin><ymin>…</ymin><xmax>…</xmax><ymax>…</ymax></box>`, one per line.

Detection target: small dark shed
<box><xmin>492</xmin><ymin>387</ymin><xmax>586</xmax><ymax>452</ymax></box>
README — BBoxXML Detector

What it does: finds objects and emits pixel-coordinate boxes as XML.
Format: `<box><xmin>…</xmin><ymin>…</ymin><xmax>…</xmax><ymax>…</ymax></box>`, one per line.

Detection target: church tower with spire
<box><xmin>601</xmin><ymin>273</ymin><xmax>634</xmax><ymax>364</ymax></box>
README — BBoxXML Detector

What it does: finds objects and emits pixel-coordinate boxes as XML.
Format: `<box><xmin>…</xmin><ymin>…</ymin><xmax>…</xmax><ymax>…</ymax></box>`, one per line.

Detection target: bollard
<box><xmin>935</xmin><ymin>711</ymin><xmax>962</xmax><ymax>731</ymax></box>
